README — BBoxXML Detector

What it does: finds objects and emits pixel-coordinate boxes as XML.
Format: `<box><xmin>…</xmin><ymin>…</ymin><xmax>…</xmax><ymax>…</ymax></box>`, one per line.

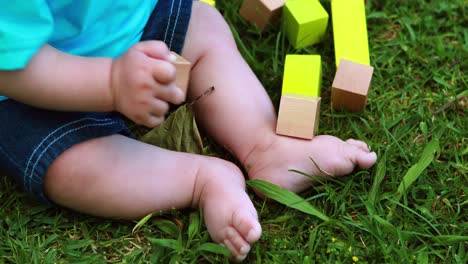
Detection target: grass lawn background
<box><xmin>1</xmin><ymin>0</ymin><xmax>466</xmax><ymax>263</ymax></box>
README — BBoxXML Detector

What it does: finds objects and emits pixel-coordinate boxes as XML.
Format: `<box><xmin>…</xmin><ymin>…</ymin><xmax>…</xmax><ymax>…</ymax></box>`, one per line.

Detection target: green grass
<box><xmin>1</xmin><ymin>0</ymin><xmax>467</xmax><ymax>263</ymax></box>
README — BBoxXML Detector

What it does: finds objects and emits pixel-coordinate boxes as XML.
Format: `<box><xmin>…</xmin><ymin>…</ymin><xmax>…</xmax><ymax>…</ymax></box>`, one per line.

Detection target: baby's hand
<box><xmin>110</xmin><ymin>41</ymin><xmax>185</xmax><ymax>127</ymax></box>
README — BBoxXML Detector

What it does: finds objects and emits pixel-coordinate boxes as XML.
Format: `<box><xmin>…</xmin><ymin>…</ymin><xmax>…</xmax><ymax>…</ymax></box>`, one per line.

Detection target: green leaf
<box><xmin>133</xmin><ymin>213</ymin><xmax>153</xmax><ymax>233</ymax></box>
<box><xmin>197</xmin><ymin>242</ymin><xmax>231</xmax><ymax>256</ymax></box>
<box><xmin>147</xmin><ymin>238</ymin><xmax>180</xmax><ymax>251</ymax></box>
<box><xmin>247</xmin><ymin>179</ymin><xmax>330</xmax><ymax>222</ymax></box>
<box><xmin>140</xmin><ymin>104</ymin><xmax>203</xmax><ymax>154</ymax></box>
<box><xmin>154</xmin><ymin>219</ymin><xmax>181</xmax><ymax>238</ymax></box>
<box><xmin>187</xmin><ymin>211</ymin><xmax>200</xmax><ymax>242</ymax></box>
<box><xmin>396</xmin><ymin>140</ymin><xmax>440</xmax><ymax>201</ymax></box>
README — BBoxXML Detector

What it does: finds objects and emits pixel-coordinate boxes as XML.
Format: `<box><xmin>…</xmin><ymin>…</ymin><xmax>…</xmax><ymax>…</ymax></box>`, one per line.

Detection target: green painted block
<box><xmin>331</xmin><ymin>0</ymin><xmax>370</xmax><ymax>66</ymax></box>
<box><xmin>282</xmin><ymin>54</ymin><xmax>322</xmax><ymax>97</ymax></box>
<box><xmin>200</xmin><ymin>0</ymin><xmax>215</xmax><ymax>6</ymax></box>
<box><xmin>283</xmin><ymin>0</ymin><xmax>329</xmax><ymax>49</ymax></box>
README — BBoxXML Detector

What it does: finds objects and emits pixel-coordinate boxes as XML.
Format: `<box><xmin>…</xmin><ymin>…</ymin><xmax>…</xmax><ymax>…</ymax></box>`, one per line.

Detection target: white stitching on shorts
<box><xmin>163</xmin><ymin>0</ymin><xmax>175</xmax><ymax>43</ymax></box>
<box><xmin>26</xmin><ymin>121</ymin><xmax>118</xmax><ymax>192</ymax></box>
<box><xmin>168</xmin><ymin>0</ymin><xmax>182</xmax><ymax>49</ymax></box>
<box><xmin>23</xmin><ymin>117</ymin><xmax>113</xmax><ymax>186</ymax></box>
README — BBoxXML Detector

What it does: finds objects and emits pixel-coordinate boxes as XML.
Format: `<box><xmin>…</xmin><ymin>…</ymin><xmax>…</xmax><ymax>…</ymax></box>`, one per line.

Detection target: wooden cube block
<box><xmin>331</xmin><ymin>59</ymin><xmax>374</xmax><ymax>112</ymax></box>
<box><xmin>200</xmin><ymin>0</ymin><xmax>216</xmax><ymax>7</ymax></box>
<box><xmin>276</xmin><ymin>54</ymin><xmax>323</xmax><ymax>139</ymax></box>
<box><xmin>331</xmin><ymin>0</ymin><xmax>370</xmax><ymax>66</ymax></box>
<box><xmin>283</xmin><ymin>0</ymin><xmax>329</xmax><ymax>48</ymax></box>
<box><xmin>277</xmin><ymin>94</ymin><xmax>321</xmax><ymax>139</ymax></box>
<box><xmin>240</xmin><ymin>0</ymin><xmax>287</xmax><ymax>31</ymax></box>
<box><xmin>282</xmin><ymin>54</ymin><xmax>322</xmax><ymax>97</ymax></box>
<box><xmin>170</xmin><ymin>52</ymin><xmax>191</xmax><ymax>99</ymax></box>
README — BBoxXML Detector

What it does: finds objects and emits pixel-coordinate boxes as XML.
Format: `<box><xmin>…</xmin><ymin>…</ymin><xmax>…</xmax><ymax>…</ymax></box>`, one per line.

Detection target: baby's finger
<box><xmin>134</xmin><ymin>41</ymin><xmax>171</xmax><ymax>60</ymax></box>
<box><xmin>143</xmin><ymin>115</ymin><xmax>165</xmax><ymax>128</ymax></box>
<box><xmin>148</xmin><ymin>59</ymin><xmax>176</xmax><ymax>84</ymax></box>
<box><xmin>156</xmin><ymin>84</ymin><xmax>185</xmax><ymax>105</ymax></box>
<box><xmin>148</xmin><ymin>98</ymin><xmax>170</xmax><ymax>117</ymax></box>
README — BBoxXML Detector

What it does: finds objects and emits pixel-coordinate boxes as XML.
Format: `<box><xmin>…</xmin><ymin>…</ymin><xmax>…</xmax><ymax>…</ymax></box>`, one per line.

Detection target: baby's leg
<box><xmin>44</xmin><ymin>135</ymin><xmax>260</xmax><ymax>261</ymax></box>
<box><xmin>183</xmin><ymin>2</ymin><xmax>377</xmax><ymax>193</ymax></box>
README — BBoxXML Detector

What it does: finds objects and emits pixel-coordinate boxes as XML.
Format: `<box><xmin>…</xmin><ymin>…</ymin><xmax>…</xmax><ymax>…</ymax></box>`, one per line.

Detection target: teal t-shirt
<box><xmin>0</xmin><ymin>0</ymin><xmax>159</xmax><ymax>101</ymax></box>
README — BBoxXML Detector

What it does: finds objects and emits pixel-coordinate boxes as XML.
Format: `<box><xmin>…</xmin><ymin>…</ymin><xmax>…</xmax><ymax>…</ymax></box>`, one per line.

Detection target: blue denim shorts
<box><xmin>0</xmin><ymin>0</ymin><xmax>193</xmax><ymax>204</ymax></box>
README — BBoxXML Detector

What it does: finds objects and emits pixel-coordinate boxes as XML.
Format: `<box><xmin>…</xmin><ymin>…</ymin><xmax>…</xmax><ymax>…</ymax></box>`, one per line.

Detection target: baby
<box><xmin>0</xmin><ymin>1</ymin><xmax>377</xmax><ymax>261</ymax></box>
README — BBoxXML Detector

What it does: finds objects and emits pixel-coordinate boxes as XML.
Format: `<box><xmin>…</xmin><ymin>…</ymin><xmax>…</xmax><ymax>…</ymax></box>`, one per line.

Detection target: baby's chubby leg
<box><xmin>44</xmin><ymin>135</ymin><xmax>260</xmax><ymax>261</ymax></box>
<box><xmin>183</xmin><ymin>2</ymin><xmax>377</xmax><ymax>193</ymax></box>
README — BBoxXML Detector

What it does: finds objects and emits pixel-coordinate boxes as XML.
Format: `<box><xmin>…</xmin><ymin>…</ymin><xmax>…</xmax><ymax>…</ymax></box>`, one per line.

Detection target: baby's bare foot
<box><xmin>244</xmin><ymin>135</ymin><xmax>377</xmax><ymax>193</ymax></box>
<box><xmin>196</xmin><ymin>158</ymin><xmax>261</xmax><ymax>261</ymax></box>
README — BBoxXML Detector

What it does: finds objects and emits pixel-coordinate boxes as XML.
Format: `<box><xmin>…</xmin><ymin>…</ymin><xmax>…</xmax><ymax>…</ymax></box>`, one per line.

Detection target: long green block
<box><xmin>200</xmin><ymin>0</ymin><xmax>215</xmax><ymax>7</ymax></box>
<box><xmin>331</xmin><ymin>0</ymin><xmax>370</xmax><ymax>66</ymax></box>
<box><xmin>282</xmin><ymin>54</ymin><xmax>322</xmax><ymax>97</ymax></box>
<box><xmin>283</xmin><ymin>0</ymin><xmax>329</xmax><ymax>49</ymax></box>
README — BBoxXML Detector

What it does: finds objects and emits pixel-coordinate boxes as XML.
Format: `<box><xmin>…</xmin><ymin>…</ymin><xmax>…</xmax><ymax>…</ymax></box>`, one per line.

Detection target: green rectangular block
<box><xmin>283</xmin><ymin>0</ymin><xmax>329</xmax><ymax>48</ymax></box>
<box><xmin>282</xmin><ymin>54</ymin><xmax>322</xmax><ymax>97</ymax></box>
<box><xmin>200</xmin><ymin>0</ymin><xmax>215</xmax><ymax>6</ymax></box>
<box><xmin>331</xmin><ymin>0</ymin><xmax>370</xmax><ymax>66</ymax></box>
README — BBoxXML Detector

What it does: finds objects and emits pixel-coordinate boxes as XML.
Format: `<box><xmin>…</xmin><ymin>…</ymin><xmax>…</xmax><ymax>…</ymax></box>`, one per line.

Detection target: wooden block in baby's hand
<box><xmin>331</xmin><ymin>59</ymin><xmax>374</xmax><ymax>112</ymax></box>
<box><xmin>282</xmin><ymin>0</ymin><xmax>329</xmax><ymax>48</ymax></box>
<box><xmin>276</xmin><ymin>54</ymin><xmax>322</xmax><ymax>139</ymax></box>
<box><xmin>240</xmin><ymin>0</ymin><xmax>287</xmax><ymax>31</ymax></box>
<box><xmin>170</xmin><ymin>52</ymin><xmax>191</xmax><ymax>99</ymax></box>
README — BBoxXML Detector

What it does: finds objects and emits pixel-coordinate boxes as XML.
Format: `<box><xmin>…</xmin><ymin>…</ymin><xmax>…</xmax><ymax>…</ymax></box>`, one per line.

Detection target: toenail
<box><xmin>246</xmin><ymin>226</ymin><xmax>260</xmax><ymax>242</ymax></box>
<box><xmin>240</xmin><ymin>245</ymin><xmax>250</xmax><ymax>255</ymax></box>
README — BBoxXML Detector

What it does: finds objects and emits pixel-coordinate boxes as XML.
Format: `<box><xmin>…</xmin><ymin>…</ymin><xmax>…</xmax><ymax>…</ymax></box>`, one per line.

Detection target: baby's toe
<box><xmin>356</xmin><ymin>151</ymin><xmax>377</xmax><ymax>169</ymax></box>
<box><xmin>226</xmin><ymin>227</ymin><xmax>251</xmax><ymax>254</ymax></box>
<box><xmin>232</xmin><ymin>209</ymin><xmax>262</xmax><ymax>243</ymax></box>
<box><xmin>222</xmin><ymin>235</ymin><xmax>247</xmax><ymax>262</ymax></box>
<box><xmin>346</xmin><ymin>139</ymin><xmax>371</xmax><ymax>152</ymax></box>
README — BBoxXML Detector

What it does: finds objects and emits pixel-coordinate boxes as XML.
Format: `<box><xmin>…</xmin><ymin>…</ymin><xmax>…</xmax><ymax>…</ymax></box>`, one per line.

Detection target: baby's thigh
<box><xmin>0</xmin><ymin>99</ymin><xmax>130</xmax><ymax>204</ymax></box>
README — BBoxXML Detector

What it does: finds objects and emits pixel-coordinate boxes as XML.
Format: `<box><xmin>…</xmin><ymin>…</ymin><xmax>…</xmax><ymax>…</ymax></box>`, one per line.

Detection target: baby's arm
<box><xmin>0</xmin><ymin>41</ymin><xmax>184</xmax><ymax>127</ymax></box>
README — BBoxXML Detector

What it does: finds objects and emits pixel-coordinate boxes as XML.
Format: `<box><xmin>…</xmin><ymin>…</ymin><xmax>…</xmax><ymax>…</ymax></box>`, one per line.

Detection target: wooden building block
<box><xmin>331</xmin><ymin>59</ymin><xmax>374</xmax><ymax>112</ymax></box>
<box><xmin>331</xmin><ymin>0</ymin><xmax>370</xmax><ymax>66</ymax></box>
<box><xmin>283</xmin><ymin>0</ymin><xmax>329</xmax><ymax>48</ymax></box>
<box><xmin>276</xmin><ymin>94</ymin><xmax>321</xmax><ymax>139</ymax></box>
<box><xmin>170</xmin><ymin>52</ymin><xmax>191</xmax><ymax>98</ymax></box>
<box><xmin>276</xmin><ymin>54</ymin><xmax>323</xmax><ymax>139</ymax></box>
<box><xmin>240</xmin><ymin>0</ymin><xmax>287</xmax><ymax>31</ymax></box>
<box><xmin>282</xmin><ymin>54</ymin><xmax>322</xmax><ymax>97</ymax></box>
<box><xmin>200</xmin><ymin>0</ymin><xmax>216</xmax><ymax>7</ymax></box>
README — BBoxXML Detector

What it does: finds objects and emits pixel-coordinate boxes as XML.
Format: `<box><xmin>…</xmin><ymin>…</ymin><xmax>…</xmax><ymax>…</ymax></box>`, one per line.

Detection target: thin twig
<box><xmin>188</xmin><ymin>86</ymin><xmax>215</xmax><ymax>106</ymax></box>
<box><xmin>309</xmin><ymin>156</ymin><xmax>334</xmax><ymax>177</ymax></box>
<box><xmin>433</xmin><ymin>95</ymin><xmax>467</xmax><ymax>115</ymax></box>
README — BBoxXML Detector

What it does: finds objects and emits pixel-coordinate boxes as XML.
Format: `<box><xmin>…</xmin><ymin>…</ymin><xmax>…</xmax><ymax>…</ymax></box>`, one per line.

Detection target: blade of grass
<box><xmin>132</xmin><ymin>213</ymin><xmax>153</xmax><ymax>233</ymax></box>
<box><xmin>396</xmin><ymin>140</ymin><xmax>440</xmax><ymax>201</ymax></box>
<box><xmin>433</xmin><ymin>235</ymin><xmax>468</xmax><ymax>244</ymax></box>
<box><xmin>368</xmin><ymin>156</ymin><xmax>387</xmax><ymax>208</ymax></box>
<box><xmin>247</xmin><ymin>179</ymin><xmax>330</xmax><ymax>222</ymax></box>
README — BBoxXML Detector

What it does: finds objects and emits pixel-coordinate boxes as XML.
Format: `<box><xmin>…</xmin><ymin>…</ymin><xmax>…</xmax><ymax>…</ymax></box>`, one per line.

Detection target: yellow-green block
<box><xmin>283</xmin><ymin>0</ymin><xmax>329</xmax><ymax>48</ymax></box>
<box><xmin>200</xmin><ymin>0</ymin><xmax>215</xmax><ymax>7</ymax></box>
<box><xmin>331</xmin><ymin>0</ymin><xmax>370</xmax><ymax>66</ymax></box>
<box><xmin>282</xmin><ymin>54</ymin><xmax>322</xmax><ymax>97</ymax></box>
